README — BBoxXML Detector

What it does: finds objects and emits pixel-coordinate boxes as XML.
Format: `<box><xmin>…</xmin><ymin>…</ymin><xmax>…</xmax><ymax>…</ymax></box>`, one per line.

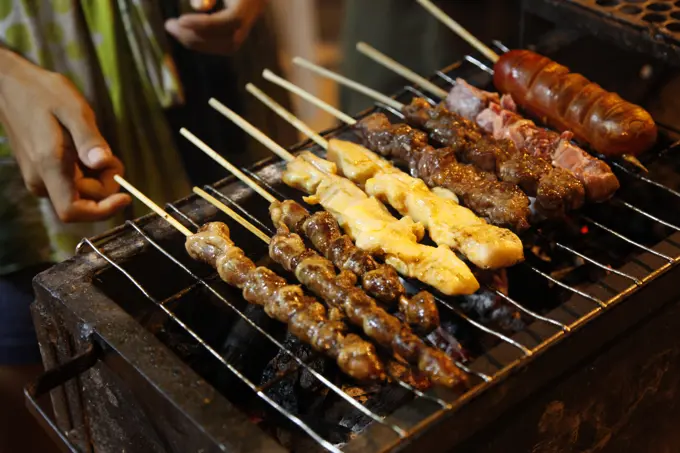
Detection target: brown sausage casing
<box><xmin>494</xmin><ymin>50</ymin><xmax>657</xmax><ymax>157</ymax></box>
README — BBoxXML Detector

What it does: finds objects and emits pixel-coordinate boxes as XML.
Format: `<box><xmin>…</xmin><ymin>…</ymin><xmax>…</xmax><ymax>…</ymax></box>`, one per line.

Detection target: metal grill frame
<box><xmin>522</xmin><ymin>0</ymin><xmax>680</xmax><ymax>66</ymax></box>
<box><xmin>30</xmin><ymin>54</ymin><xmax>680</xmax><ymax>453</ymax></box>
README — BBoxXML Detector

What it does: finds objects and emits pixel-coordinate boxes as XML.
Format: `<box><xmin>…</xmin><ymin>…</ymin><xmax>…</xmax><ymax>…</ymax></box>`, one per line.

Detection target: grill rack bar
<box><xmin>81</xmin><ymin>235</ymin><xmax>343</xmax><ymax>452</ymax></box>
<box><xmin>71</xmin><ymin>49</ymin><xmax>680</xmax><ymax>451</ymax></box>
<box><xmin>85</xmin><ymin>215</ymin><xmax>423</xmax><ymax>448</ymax></box>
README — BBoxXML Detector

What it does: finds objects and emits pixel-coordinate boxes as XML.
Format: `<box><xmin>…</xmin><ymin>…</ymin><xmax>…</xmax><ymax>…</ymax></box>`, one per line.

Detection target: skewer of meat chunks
<box><xmin>354</xmin><ymin>42</ymin><xmax>620</xmax><ymax>203</ymax></box>
<box><xmin>414</xmin><ymin>0</ymin><xmax>657</xmax><ymax>160</ymax></box>
<box><xmin>292</xmin><ymin>57</ymin><xmax>587</xmax><ymax>223</ymax></box>
<box><xmin>246</xmin><ymin>80</ymin><xmax>524</xmax><ymax>270</ymax></box>
<box><xmin>272</xmin><ymin>68</ymin><xmax>530</xmax><ymax>232</ymax></box>
<box><xmin>111</xmin><ymin>175</ymin><xmax>385</xmax><ymax>383</ymax></box>
<box><xmin>206</xmin><ymin>98</ymin><xmax>481</xmax><ymax>296</ymax></box>
<box><xmin>182</xmin><ymin>178</ymin><xmax>471</xmax><ymax>389</ymax></box>
<box><xmin>180</xmin><ymin>129</ymin><xmax>440</xmax><ymax>334</ymax></box>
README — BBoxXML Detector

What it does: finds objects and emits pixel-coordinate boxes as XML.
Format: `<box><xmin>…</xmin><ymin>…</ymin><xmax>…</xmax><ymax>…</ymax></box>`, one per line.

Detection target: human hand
<box><xmin>0</xmin><ymin>49</ymin><xmax>131</xmax><ymax>222</ymax></box>
<box><xmin>165</xmin><ymin>0</ymin><xmax>268</xmax><ymax>55</ymax></box>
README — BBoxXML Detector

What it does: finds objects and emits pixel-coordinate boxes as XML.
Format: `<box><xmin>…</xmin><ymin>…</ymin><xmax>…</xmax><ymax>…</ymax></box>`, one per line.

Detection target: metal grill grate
<box><xmin>66</xmin><ymin>51</ymin><xmax>680</xmax><ymax>452</ymax></box>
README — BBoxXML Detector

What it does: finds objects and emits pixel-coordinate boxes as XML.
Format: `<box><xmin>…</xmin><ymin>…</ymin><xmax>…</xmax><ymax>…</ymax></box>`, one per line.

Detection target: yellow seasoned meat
<box><xmin>282</xmin><ymin>153</ymin><xmax>479</xmax><ymax>295</ymax></box>
<box><xmin>327</xmin><ymin>139</ymin><xmax>524</xmax><ymax>269</ymax></box>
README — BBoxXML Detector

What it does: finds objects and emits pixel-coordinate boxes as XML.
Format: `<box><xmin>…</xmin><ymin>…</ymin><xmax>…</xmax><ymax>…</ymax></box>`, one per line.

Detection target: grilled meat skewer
<box><xmin>270</xmin><ymin>224</ymin><xmax>469</xmax><ymax>389</ymax></box>
<box><xmin>402</xmin><ymin>98</ymin><xmax>585</xmax><ymax>217</ymax></box>
<box><xmin>186</xmin><ymin>222</ymin><xmax>385</xmax><ymax>382</ymax></box>
<box><xmin>270</xmin><ymin>200</ymin><xmax>439</xmax><ymax>333</ymax></box>
<box><xmin>356</xmin><ymin>112</ymin><xmax>532</xmax><ymax>232</ymax></box>
<box><xmin>448</xmin><ymin>79</ymin><xmax>619</xmax><ymax>202</ymax></box>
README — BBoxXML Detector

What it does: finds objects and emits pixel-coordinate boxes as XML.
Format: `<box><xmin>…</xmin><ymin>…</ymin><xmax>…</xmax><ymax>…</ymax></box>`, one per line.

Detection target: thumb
<box><xmin>55</xmin><ymin>103</ymin><xmax>113</xmax><ymax>170</ymax></box>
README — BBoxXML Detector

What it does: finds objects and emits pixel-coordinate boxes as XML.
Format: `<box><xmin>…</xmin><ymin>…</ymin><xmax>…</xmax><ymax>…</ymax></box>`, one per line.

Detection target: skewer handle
<box><xmin>416</xmin><ymin>0</ymin><xmax>500</xmax><ymax>64</ymax></box>
<box><xmin>180</xmin><ymin>128</ymin><xmax>277</xmax><ymax>204</ymax></box>
<box><xmin>263</xmin><ymin>70</ymin><xmax>357</xmax><ymax>126</ymax></box>
<box><xmin>192</xmin><ymin>187</ymin><xmax>271</xmax><ymax>244</ymax></box>
<box><xmin>292</xmin><ymin>57</ymin><xmax>404</xmax><ymax>111</ymax></box>
<box><xmin>113</xmin><ymin>175</ymin><xmax>193</xmax><ymax>237</ymax></box>
<box><xmin>246</xmin><ymin>84</ymin><xmax>329</xmax><ymax>150</ymax></box>
<box><xmin>208</xmin><ymin>98</ymin><xmax>297</xmax><ymax>163</ymax></box>
<box><xmin>356</xmin><ymin>42</ymin><xmax>449</xmax><ymax>99</ymax></box>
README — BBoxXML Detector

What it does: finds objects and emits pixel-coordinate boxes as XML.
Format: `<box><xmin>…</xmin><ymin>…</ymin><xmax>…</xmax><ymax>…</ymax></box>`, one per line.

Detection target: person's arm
<box><xmin>165</xmin><ymin>0</ymin><xmax>268</xmax><ymax>55</ymax></box>
<box><xmin>0</xmin><ymin>48</ymin><xmax>130</xmax><ymax>222</ymax></box>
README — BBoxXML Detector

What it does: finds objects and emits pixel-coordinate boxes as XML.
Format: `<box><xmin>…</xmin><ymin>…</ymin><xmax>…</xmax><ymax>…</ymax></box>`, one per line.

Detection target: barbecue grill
<box><xmin>26</xmin><ymin>27</ymin><xmax>680</xmax><ymax>453</ymax></box>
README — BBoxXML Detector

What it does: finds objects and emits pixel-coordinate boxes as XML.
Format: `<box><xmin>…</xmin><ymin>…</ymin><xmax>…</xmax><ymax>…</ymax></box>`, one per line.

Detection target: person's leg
<box><xmin>0</xmin><ymin>264</ymin><xmax>60</xmax><ymax>453</ymax></box>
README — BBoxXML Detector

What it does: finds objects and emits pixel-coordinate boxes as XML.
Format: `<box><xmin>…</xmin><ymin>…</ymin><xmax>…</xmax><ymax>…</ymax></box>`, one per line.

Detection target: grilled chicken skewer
<box><xmin>181</xmin><ymin>130</ymin><xmax>440</xmax><ymax>333</ymax></box>
<box><xmin>247</xmin><ymin>81</ymin><xmax>524</xmax><ymax>270</ymax></box>
<box><xmin>112</xmin><ymin>176</ymin><xmax>385</xmax><ymax>383</ymax></box>
<box><xmin>261</xmin><ymin>70</ymin><xmax>528</xmax><ymax>233</ymax></box>
<box><xmin>354</xmin><ymin>42</ymin><xmax>620</xmax><ymax>203</ymax></box>
<box><xmin>293</xmin><ymin>57</ymin><xmax>586</xmax><ymax>222</ymax></box>
<box><xmin>207</xmin><ymin>99</ymin><xmax>480</xmax><ymax>296</ymax></box>
<box><xmin>188</xmin><ymin>184</ymin><xmax>470</xmax><ymax>389</ymax></box>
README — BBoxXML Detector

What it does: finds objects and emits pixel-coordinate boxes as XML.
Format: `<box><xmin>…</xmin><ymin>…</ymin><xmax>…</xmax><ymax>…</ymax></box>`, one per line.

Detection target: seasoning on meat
<box><xmin>269</xmin><ymin>225</ymin><xmax>469</xmax><ymax>389</ymax></box>
<box><xmin>186</xmin><ymin>222</ymin><xmax>385</xmax><ymax>382</ymax></box>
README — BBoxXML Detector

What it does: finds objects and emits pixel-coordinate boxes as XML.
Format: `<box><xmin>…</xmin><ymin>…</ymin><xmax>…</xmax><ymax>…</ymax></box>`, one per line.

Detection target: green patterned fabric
<box><xmin>0</xmin><ymin>0</ymin><xmax>191</xmax><ymax>273</ymax></box>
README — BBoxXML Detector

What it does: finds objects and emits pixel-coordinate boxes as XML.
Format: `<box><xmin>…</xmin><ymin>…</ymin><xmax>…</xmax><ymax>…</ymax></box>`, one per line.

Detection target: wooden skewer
<box><xmin>180</xmin><ymin>128</ymin><xmax>277</xmax><ymax>204</ymax></box>
<box><xmin>114</xmin><ymin>175</ymin><xmax>193</xmax><ymax>237</ymax></box>
<box><xmin>208</xmin><ymin>98</ymin><xmax>296</xmax><ymax>163</ymax></box>
<box><xmin>192</xmin><ymin>187</ymin><xmax>271</xmax><ymax>244</ymax></box>
<box><xmin>356</xmin><ymin>42</ymin><xmax>448</xmax><ymax>99</ymax></box>
<box><xmin>415</xmin><ymin>0</ymin><xmax>500</xmax><ymax>64</ymax></box>
<box><xmin>247</xmin><ymin>84</ymin><xmax>329</xmax><ymax>151</ymax></box>
<box><xmin>262</xmin><ymin>70</ymin><xmax>357</xmax><ymax>126</ymax></box>
<box><xmin>292</xmin><ymin>57</ymin><xmax>404</xmax><ymax>111</ymax></box>
<box><xmin>246</xmin><ymin>83</ymin><xmax>328</xmax><ymax>150</ymax></box>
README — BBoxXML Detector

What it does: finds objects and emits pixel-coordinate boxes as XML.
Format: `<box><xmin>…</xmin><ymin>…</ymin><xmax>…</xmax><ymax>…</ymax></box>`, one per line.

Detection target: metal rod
<box><xmin>583</xmin><ymin>217</ymin><xmax>675</xmax><ymax>263</ymax></box>
<box><xmin>125</xmin><ymin>221</ymin><xmax>408</xmax><ymax>438</ymax></box>
<box><xmin>81</xmin><ymin>236</ymin><xmax>344</xmax><ymax>452</ymax></box>
<box><xmin>241</xmin><ymin>168</ymin><xmax>290</xmax><ymax>202</ymax></box>
<box><xmin>613</xmin><ymin>197</ymin><xmax>680</xmax><ymax>231</ymax></box>
<box><xmin>203</xmin><ymin>186</ymin><xmax>275</xmax><ymax>237</ymax></box>
<box><xmin>492</xmin><ymin>40</ymin><xmax>510</xmax><ymax>53</ymax></box>
<box><xmin>432</xmin><ymin>294</ymin><xmax>533</xmax><ymax>356</ymax></box>
<box><xmin>435</xmin><ymin>70</ymin><xmax>457</xmax><ymax>87</ymax></box>
<box><xmin>404</xmin><ymin>86</ymin><xmax>438</xmax><ymax>105</ymax></box>
<box><xmin>165</xmin><ymin>203</ymin><xmax>200</xmax><ymax>229</ymax></box>
<box><xmin>611</xmin><ymin>161</ymin><xmax>680</xmax><ymax>199</ymax></box>
<box><xmin>490</xmin><ymin>284</ymin><xmax>573</xmax><ymax>329</ymax></box>
<box><xmin>553</xmin><ymin>241</ymin><xmax>642</xmax><ymax>285</ymax></box>
<box><xmin>523</xmin><ymin>265</ymin><xmax>605</xmax><ymax>308</ymax></box>
<box><xmin>464</xmin><ymin>55</ymin><xmax>495</xmax><ymax>75</ymax></box>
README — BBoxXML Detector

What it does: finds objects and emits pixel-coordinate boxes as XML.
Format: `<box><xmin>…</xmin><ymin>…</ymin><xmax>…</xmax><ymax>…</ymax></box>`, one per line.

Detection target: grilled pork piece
<box><xmin>402</xmin><ymin>98</ymin><xmax>586</xmax><ymax>216</ymax></box>
<box><xmin>185</xmin><ymin>222</ymin><xmax>385</xmax><ymax>382</ymax></box>
<box><xmin>356</xmin><ymin>113</ymin><xmax>531</xmax><ymax>232</ymax></box>
<box><xmin>270</xmin><ymin>200</ymin><xmax>439</xmax><ymax>333</ymax></box>
<box><xmin>325</xmin><ymin>138</ymin><xmax>525</xmax><ymax>269</ymax></box>
<box><xmin>270</xmin><ymin>225</ymin><xmax>469</xmax><ymax>389</ymax></box>
<box><xmin>448</xmin><ymin>78</ymin><xmax>619</xmax><ymax>202</ymax></box>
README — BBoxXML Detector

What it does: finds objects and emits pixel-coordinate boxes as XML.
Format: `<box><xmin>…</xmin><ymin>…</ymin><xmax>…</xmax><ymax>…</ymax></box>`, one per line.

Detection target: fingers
<box><xmin>165</xmin><ymin>7</ymin><xmax>244</xmax><ymax>55</ymax></box>
<box><xmin>62</xmin><ymin>194</ymin><xmax>132</xmax><ymax>223</ymax></box>
<box><xmin>51</xmin><ymin>82</ymin><xmax>114</xmax><ymax>171</ymax></box>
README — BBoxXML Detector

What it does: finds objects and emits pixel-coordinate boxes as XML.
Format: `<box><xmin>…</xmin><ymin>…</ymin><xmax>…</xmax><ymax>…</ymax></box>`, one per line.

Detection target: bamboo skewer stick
<box><xmin>247</xmin><ymin>84</ymin><xmax>330</xmax><ymax>152</ymax></box>
<box><xmin>208</xmin><ymin>98</ymin><xmax>296</xmax><ymax>163</ymax></box>
<box><xmin>292</xmin><ymin>57</ymin><xmax>404</xmax><ymax>111</ymax></box>
<box><xmin>193</xmin><ymin>187</ymin><xmax>271</xmax><ymax>244</ymax></box>
<box><xmin>356</xmin><ymin>42</ymin><xmax>448</xmax><ymax>99</ymax></box>
<box><xmin>262</xmin><ymin>70</ymin><xmax>357</xmax><ymax>126</ymax></box>
<box><xmin>180</xmin><ymin>128</ymin><xmax>277</xmax><ymax>204</ymax></box>
<box><xmin>246</xmin><ymin>84</ymin><xmax>328</xmax><ymax>149</ymax></box>
<box><xmin>114</xmin><ymin>175</ymin><xmax>193</xmax><ymax>237</ymax></box>
<box><xmin>415</xmin><ymin>0</ymin><xmax>500</xmax><ymax>64</ymax></box>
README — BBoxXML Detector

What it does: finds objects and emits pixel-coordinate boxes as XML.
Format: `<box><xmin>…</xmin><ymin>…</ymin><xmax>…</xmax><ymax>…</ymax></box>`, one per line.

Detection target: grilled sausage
<box><xmin>494</xmin><ymin>50</ymin><xmax>657</xmax><ymax>157</ymax></box>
